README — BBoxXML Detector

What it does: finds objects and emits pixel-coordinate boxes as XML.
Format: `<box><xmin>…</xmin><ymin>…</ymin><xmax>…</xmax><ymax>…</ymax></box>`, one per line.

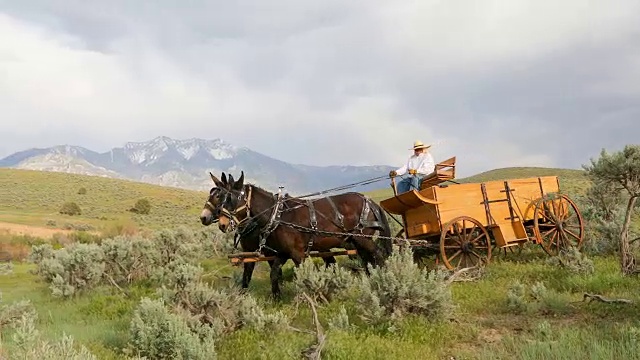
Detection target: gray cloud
<box><xmin>1</xmin><ymin>0</ymin><xmax>639</xmax><ymax>177</ymax></box>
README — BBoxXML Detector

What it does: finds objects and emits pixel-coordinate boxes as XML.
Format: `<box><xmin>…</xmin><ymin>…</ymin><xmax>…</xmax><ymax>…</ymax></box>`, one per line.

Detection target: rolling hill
<box><xmin>0</xmin><ymin>166</ymin><xmax>592</xmax><ymax>236</ymax></box>
<box><xmin>0</xmin><ymin>168</ymin><xmax>207</xmax><ymax>233</ymax></box>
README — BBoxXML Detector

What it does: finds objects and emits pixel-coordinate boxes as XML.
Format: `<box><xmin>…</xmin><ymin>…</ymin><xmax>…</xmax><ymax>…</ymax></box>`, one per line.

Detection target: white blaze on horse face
<box><xmin>200</xmin><ymin>208</ymin><xmax>212</xmax><ymax>222</ymax></box>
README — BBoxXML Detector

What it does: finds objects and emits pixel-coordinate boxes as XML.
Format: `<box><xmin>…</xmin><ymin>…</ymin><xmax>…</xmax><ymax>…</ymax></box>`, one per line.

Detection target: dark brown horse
<box><xmin>200</xmin><ymin>172</ymin><xmax>339</xmax><ymax>290</ymax></box>
<box><xmin>204</xmin><ymin>171</ymin><xmax>392</xmax><ymax>299</ymax></box>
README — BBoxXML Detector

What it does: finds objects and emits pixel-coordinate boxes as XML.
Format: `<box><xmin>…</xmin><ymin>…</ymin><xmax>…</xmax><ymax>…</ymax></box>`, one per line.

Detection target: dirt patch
<box><xmin>478</xmin><ymin>328</ymin><xmax>503</xmax><ymax>343</ymax></box>
<box><xmin>0</xmin><ymin>221</ymin><xmax>77</xmax><ymax>239</ymax></box>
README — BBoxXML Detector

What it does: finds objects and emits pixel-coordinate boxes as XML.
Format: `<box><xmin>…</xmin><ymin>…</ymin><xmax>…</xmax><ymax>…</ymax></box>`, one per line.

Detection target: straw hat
<box><xmin>410</xmin><ymin>140</ymin><xmax>431</xmax><ymax>150</ymax></box>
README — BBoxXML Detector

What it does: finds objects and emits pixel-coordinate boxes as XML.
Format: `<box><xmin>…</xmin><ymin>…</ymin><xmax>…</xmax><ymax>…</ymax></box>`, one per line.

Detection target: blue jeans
<box><xmin>397</xmin><ymin>175</ymin><xmax>423</xmax><ymax>193</ymax></box>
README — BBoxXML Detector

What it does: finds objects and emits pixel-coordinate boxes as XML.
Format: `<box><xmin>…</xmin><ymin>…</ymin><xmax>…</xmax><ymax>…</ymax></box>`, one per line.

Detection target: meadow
<box><xmin>1</xmin><ymin>167</ymin><xmax>639</xmax><ymax>359</ymax></box>
<box><xmin>0</xmin><ymin>168</ymin><xmax>208</xmax><ymax>232</ymax></box>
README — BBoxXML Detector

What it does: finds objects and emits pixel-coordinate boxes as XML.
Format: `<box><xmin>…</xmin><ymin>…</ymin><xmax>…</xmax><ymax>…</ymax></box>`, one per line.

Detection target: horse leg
<box><xmin>268</xmin><ymin>259</ymin><xmax>283</xmax><ymax>279</ymax></box>
<box><xmin>241</xmin><ymin>262</ymin><xmax>256</xmax><ymax>290</ymax></box>
<box><xmin>270</xmin><ymin>255</ymin><xmax>288</xmax><ymax>301</ymax></box>
<box><xmin>322</xmin><ymin>256</ymin><xmax>336</xmax><ymax>268</ymax></box>
<box><xmin>349</xmin><ymin>232</ymin><xmax>384</xmax><ymax>275</ymax></box>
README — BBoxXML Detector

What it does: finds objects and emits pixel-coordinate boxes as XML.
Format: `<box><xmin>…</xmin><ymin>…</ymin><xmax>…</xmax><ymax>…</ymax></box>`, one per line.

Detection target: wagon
<box><xmin>379</xmin><ymin>157</ymin><xmax>585</xmax><ymax>270</ymax></box>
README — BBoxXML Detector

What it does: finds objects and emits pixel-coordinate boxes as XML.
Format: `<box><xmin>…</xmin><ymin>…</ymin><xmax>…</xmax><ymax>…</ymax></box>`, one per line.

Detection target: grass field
<box><xmin>1</xmin><ymin>247</ymin><xmax>639</xmax><ymax>359</ymax></box>
<box><xmin>0</xmin><ymin>168</ymin><xmax>208</xmax><ymax>233</ymax></box>
<box><xmin>1</xmin><ymin>167</ymin><xmax>639</xmax><ymax>359</ymax></box>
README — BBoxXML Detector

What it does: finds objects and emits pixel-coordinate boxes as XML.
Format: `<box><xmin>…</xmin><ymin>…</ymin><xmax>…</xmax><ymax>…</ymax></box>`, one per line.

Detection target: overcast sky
<box><xmin>1</xmin><ymin>1</ymin><xmax>639</xmax><ymax>177</ymax></box>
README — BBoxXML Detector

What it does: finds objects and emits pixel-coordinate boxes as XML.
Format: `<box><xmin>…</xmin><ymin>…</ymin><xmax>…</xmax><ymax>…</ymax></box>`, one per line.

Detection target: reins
<box><xmin>295</xmin><ymin>174</ymin><xmax>391</xmax><ymax>199</ymax></box>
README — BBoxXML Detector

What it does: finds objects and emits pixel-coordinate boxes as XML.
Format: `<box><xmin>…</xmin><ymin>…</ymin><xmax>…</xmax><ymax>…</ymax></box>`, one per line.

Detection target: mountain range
<box><xmin>0</xmin><ymin>136</ymin><xmax>395</xmax><ymax>195</ymax></box>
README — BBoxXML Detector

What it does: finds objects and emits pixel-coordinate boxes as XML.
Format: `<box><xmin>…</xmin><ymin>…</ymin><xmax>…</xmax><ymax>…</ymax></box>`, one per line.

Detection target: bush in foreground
<box><xmin>36</xmin><ymin>243</ymin><xmax>105</xmax><ymax>297</ymax></box>
<box><xmin>0</xmin><ymin>297</ymin><xmax>97</xmax><ymax>359</ymax></box>
<box><xmin>293</xmin><ymin>259</ymin><xmax>355</xmax><ymax>304</ymax></box>
<box><xmin>127</xmin><ymin>297</ymin><xmax>217</xmax><ymax>360</ymax></box>
<box><xmin>356</xmin><ymin>245</ymin><xmax>454</xmax><ymax>324</ymax></box>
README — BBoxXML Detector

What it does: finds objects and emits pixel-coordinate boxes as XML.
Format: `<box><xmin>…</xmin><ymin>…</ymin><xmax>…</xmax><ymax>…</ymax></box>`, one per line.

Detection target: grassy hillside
<box><xmin>366</xmin><ymin>166</ymin><xmax>590</xmax><ymax>203</ymax></box>
<box><xmin>0</xmin><ymin>167</ymin><xmax>591</xmax><ymax>236</ymax></box>
<box><xmin>0</xmin><ymin>168</ymin><xmax>208</xmax><ymax>233</ymax></box>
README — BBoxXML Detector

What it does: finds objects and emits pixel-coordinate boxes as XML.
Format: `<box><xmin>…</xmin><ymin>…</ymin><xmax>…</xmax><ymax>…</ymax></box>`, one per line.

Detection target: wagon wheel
<box><xmin>533</xmin><ymin>194</ymin><xmax>584</xmax><ymax>256</ymax></box>
<box><xmin>440</xmin><ymin>216</ymin><xmax>492</xmax><ymax>270</ymax></box>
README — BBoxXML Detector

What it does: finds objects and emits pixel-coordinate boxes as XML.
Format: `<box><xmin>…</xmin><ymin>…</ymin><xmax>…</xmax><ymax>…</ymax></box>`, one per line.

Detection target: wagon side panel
<box><xmin>482</xmin><ymin>180</ymin><xmax>514</xmax><ymax>223</ymax></box>
<box><xmin>434</xmin><ymin>183</ymin><xmax>488</xmax><ymax>228</ymax></box>
<box><xmin>506</xmin><ymin>178</ymin><xmax>545</xmax><ymax>221</ymax></box>
<box><xmin>482</xmin><ymin>180</ymin><xmax>529</xmax><ymax>246</ymax></box>
<box><xmin>508</xmin><ymin>176</ymin><xmax>560</xmax><ymax>221</ymax></box>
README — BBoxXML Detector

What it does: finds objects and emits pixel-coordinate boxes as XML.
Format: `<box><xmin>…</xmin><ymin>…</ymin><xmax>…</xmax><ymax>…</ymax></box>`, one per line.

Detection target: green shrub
<box><xmin>505</xmin><ymin>280</ymin><xmax>571</xmax><ymax>316</ymax></box>
<box><xmin>101</xmin><ymin>235</ymin><xmax>159</xmax><ymax>285</ymax></box>
<box><xmin>158</xmin><ymin>262</ymin><xmax>289</xmax><ymax>334</ymax></box>
<box><xmin>356</xmin><ymin>245</ymin><xmax>454</xmax><ymax>324</ymax></box>
<box><xmin>7</xmin><ymin>312</ymin><xmax>98</xmax><ymax>359</ymax></box>
<box><xmin>36</xmin><ymin>243</ymin><xmax>105</xmax><ymax>297</ymax></box>
<box><xmin>293</xmin><ymin>259</ymin><xmax>354</xmax><ymax>304</ymax></box>
<box><xmin>0</xmin><ymin>262</ymin><xmax>13</xmax><ymax>275</ymax></box>
<box><xmin>546</xmin><ymin>246</ymin><xmax>595</xmax><ymax>275</ymax></box>
<box><xmin>59</xmin><ymin>202</ymin><xmax>81</xmax><ymax>216</ymax></box>
<box><xmin>127</xmin><ymin>297</ymin><xmax>217</xmax><ymax>360</ymax></box>
<box><xmin>1</xmin><ymin>299</ymin><xmax>37</xmax><ymax>328</ymax></box>
<box><xmin>130</xmin><ymin>198</ymin><xmax>151</xmax><ymax>214</ymax></box>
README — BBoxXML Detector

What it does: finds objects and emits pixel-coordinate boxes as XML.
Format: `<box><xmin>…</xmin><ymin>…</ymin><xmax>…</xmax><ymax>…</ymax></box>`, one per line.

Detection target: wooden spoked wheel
<box><xmin>533</xmin><ymin>194</ymin><xmax>584</xmax><ymax>256</ymax></box>
<box><xmin>440</xmin><ymin>216</ymin><xmax>492</xmax><ymax>270</ymax></box>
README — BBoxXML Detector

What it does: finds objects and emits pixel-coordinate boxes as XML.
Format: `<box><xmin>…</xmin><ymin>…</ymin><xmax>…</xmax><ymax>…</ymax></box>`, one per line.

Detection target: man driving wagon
<box><xmin>389</xmin><ymin>140</ymin><xmax>435</xmax><ymax>193</ymax></box>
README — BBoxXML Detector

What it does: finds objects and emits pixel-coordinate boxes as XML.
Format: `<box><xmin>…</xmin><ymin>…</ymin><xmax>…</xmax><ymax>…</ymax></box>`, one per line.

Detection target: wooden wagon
<box><xmin>380</xmin><ymin>157</ymin><xmax>585</xmax><ymax>270</ymax></box>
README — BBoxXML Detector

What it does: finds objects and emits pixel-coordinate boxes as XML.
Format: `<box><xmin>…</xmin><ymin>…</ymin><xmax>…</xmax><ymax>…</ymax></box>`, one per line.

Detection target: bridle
<box><xmin>217</xmin><ymin>185</ymin><xmax>253</xmax><ymax>232</ymax></box>
<box><xmin>203</xmin><ymin>188</ymin><xmax>221</xmax><ymax>217</ymax></box>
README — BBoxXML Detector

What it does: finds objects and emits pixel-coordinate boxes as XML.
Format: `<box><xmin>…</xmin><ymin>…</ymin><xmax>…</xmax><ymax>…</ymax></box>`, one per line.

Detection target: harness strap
<box><xmin>258</xmin><ymin>188</ymin><xmax>284</xmax><ymax>252</ymax></box>
<box><xmin>306</xmin><ymin>199</ymin><xmax>318</xmax><ymax>253</ymax></box>
<box><xmin>357</xmin><ymin>196</ymin><xmax>382</xmax><ymax>231</ymax></box>
<box><xmin>326</xmin><ymin>196</ymin><xmax>344</xmax><ymax>229</ymax></box>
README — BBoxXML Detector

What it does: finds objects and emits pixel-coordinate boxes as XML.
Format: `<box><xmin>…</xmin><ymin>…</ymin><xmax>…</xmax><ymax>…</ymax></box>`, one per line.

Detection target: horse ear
<box><xmin>234</xmin><ymin>171</ymin><xmax>244</xmax><ymax>190</ymax></box>
<box><xmin>221</xmin><ymin>172</ymin><xmax>227</xmax><ymax>186</ymax></box>
<box><xmin>228</xmin><ymin>174</ymin><xmax>235</xmax><ymax>188</ymax></box>
<box><xmin>209</xmin><ymin>172</ymin><xmax>224</xmax><ymax>187</ymax></box>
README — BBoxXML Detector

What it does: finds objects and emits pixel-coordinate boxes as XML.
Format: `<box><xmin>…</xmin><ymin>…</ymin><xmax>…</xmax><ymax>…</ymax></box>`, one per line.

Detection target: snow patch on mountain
<box><xmin>0</xmin><ymin>136</ymin><xmax>394</xmax><ymax>195</ymax></box>
<box><xmin>16</xmin><ymin>153</ymin><xmax>122</xmax><ymax>178</ymax></box>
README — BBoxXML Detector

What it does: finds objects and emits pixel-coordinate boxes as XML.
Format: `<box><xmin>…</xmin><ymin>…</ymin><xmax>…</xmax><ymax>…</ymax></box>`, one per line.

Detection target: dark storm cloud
<box><xmin>1</xmin><ymin>0</ymin><xmax>639</xmax><ymax>176</ymax></box>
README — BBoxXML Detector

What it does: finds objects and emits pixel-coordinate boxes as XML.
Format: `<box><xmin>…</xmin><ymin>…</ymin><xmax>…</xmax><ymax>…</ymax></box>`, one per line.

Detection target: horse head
<box><xmin>200</xmin><ymin>171</ymin><xmax>227</xmax><ymax>226</ymax></box>
<box><xmin>215</xmin><ymin>171</ymin><xmax>251</xmax><ymax>233</ymax></box>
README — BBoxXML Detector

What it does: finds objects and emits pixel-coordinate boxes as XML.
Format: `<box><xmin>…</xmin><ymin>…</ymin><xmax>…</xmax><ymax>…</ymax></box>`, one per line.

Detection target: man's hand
<box><xmin>389</xmin><ymin>170</ymin><xmax>397</xmax><ymax>177</ymax></box>
<box><xmin>408</xmin><ymin>169</ymin><xmax>417</xmax><ymax>175</ymax></box>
